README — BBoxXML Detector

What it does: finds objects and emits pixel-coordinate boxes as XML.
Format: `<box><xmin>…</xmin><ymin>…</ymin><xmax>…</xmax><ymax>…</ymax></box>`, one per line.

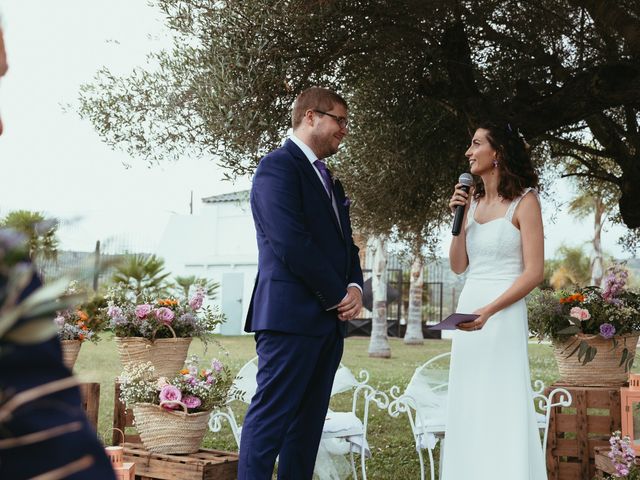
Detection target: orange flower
<box><xmin>180</xmin><ymin>368</ymin><xmax>190</xmax><ymax>375</ymax></box>
<box><xmin>560</xmin><ymin>293</ymin><xmax>584</xmax><ymax>304</ymax></box>
<box><xmin>158</xmin><ymin>299</ymin><xmax>179</xmax><ymax>307</ymax></box>
<box><xmin>78</xmin><ymin>334</ymin><xmax>85</xmax><ymax>341</ymax></box>
<box><xmin>77</xmin><ymin>310</ymin><xmax>89</xmax><ymax>322</ymax></box>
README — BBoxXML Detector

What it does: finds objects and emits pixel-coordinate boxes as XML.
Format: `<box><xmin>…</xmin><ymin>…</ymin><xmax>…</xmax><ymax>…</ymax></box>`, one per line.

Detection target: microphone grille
<box><xmin>458</xmin><ymin>173</ymin><xmax>474</xmax><ymax>187</ymax></box>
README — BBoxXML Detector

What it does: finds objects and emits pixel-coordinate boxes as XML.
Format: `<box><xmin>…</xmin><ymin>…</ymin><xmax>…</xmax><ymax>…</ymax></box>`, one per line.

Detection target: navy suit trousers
<box><xmin>237</xmin><ymin>327</ymin><xmax>343</xmax><ymax>480</ymax></box>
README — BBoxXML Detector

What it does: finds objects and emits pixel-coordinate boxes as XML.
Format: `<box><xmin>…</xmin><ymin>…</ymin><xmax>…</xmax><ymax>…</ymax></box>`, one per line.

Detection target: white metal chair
<box><xmin>387</xmin><ymin>352</ymin><xmax>572</xmax><ymax>480</ymax></box>
<box><xmin>209</xmin><ymin>356</ymin><xmax>389</xmax><ymax>479</ymax></box>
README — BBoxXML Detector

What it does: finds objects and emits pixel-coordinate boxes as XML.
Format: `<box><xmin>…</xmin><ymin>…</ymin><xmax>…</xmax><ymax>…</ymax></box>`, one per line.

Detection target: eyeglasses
<box><xmin>313</xmin><ymin>110</ymin><xmax>349</xmax><ymax>129</ymax></box>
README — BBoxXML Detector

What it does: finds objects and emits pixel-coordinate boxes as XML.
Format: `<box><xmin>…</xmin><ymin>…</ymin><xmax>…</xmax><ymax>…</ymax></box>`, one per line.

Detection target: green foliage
<box><xmin>78</xmin><ymin>0</ymin><xmax>640</xmax><ymax>244</ymax></box>
<box><xmin>0</xmin><ymin>210</ymin><xmax>59</xmax><ymax>263</ymax></box>
<box><xmin>173</xmin><ymin>275</ymin><xmax>219</xmax><ymax>300</ymax></box>
<box><xmin>111</xmin><ymin>254</ymin><xmax>171</xmax><ymax>300</ymax></box>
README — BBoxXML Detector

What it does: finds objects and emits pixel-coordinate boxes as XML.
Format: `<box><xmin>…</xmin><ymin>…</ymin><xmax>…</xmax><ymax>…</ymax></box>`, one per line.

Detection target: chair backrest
<box><xmin>231</xmin><ymin>357</ymin><xmax>359</xmax><ymax>403</ymax></box>
<box><xmin>233</xmin><ymin>356</ymin><xmax>260</xmax><ymax>404</ymax></box>
<box><xmin>404</xmin><ymin>352</ymin><xmax>450</xmax><ymax>415</ymax></box>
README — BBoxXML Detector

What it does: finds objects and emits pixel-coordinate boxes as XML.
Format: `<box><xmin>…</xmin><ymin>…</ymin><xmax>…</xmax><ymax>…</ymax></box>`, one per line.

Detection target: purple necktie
<box><xmin>314</xmin><ymin>160</ymin><xmax>333</xmax><ymax>197</ymax></box>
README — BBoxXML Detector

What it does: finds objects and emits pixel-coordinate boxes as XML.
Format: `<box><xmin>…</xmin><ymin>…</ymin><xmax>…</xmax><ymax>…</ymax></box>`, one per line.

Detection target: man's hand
<box><xmin>337</xmin><ymin>286</ymin><xmax>362</xmax><ymax>321</ymax></box>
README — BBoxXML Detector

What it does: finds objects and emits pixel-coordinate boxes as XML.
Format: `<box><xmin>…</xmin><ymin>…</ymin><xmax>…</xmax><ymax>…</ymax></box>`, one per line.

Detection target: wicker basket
<box><xmin>60</xmin><ymin>339</ymin><xmax>82</xmax><ymax>370</ymax></box>
<box><xmin>132</xmin><ymin>402</ymin><xmax>210</xmax><ymax>454</ymax></box>
<box><xmin>115</xmin><ymin>325</ymin><xmax>192</xmax><ymax>378</ymax></box>
<box><xmin>553</xmin><ymin>333</ymin><xmax>640</xmax><ymax>386</ymax></box>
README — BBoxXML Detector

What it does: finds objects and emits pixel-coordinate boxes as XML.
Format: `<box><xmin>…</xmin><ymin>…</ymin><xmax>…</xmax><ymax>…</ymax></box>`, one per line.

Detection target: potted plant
<box><xmin>106</xmin><ymin>284</ymin><xmax>224</xmax><ymax>378</ymax></box>
<box><xmin>528</xmin><ymin>264</ymin><xmax>640</xmax><ymax>386</ymax></box>
<box><xmin>118</xmin><ymin>356</ymin><xmax>234</xmax><ymax>454</ymax></box>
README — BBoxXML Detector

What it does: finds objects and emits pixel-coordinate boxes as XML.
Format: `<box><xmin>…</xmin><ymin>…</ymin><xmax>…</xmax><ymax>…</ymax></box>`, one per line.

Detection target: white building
<box><xmin>157</xmin><ymin>190</ymin><xmax>257</xmax><ymax>335</ymax></box>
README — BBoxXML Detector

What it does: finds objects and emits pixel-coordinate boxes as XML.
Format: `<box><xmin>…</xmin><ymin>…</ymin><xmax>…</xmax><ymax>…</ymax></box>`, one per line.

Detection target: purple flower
<box><xmin>600</xmin><ymin>323</ymin><xmax>616</xmax><ymax>339</ymax></box>
<box><xmin>211</xmin><ymin>358</ymin><xmax>223</xmax><ymax>372</ymax></box>
<box><xmin>155</xmin><ymin>307</ymin><xmax>175</xmax><ymax>324</ymax></box>
<box><xmin>159</xmin><ymin>384</ymin><xmax>182</xmax><ymax>409</ymax></box>
<box><xmin>189</xmin><ymin>288</ymin><xmax>205</xmax><ymax>310</ymax></box>
<box><xmin>135</xmin><ymin>304</ymin><xmax>152</xmax><ymax>319</ymax></box>
<box><xmin>343</xmin><ymin>197</ymin><xmax>351</xmax><ymax>207</ymax></box>
<box><xmin>107</xmin><ymin>305</ymin><xmax>123</xmax><ymax>318</ymax></box>
<box><xmin>183</xmin><ymin>395</ymin><xmax>202</xmax><ymax>409</ymax></box>
<box><xmin>54</xmin><ymin>315</ymin><xmax>66</xmax><ymax>327</ymax></box>
<box><xmin>178</xmin><ymin>313</ymin><xmax>196</xmax><ymax>325</ymax></box>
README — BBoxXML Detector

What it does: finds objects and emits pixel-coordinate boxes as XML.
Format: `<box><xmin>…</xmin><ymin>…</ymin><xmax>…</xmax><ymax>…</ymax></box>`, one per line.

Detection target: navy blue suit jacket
<box><xmin>245</xmin><ymin>139</ymin><xmax>363</xmax><ymax>337</ymax></box>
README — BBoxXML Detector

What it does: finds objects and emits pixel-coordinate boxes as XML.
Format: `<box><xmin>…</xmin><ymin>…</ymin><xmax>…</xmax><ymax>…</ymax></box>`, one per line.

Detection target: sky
<box><xmin>0</xmin><ymin>1</ymin><xmax>633</xmax><ymax>260</ymax></box>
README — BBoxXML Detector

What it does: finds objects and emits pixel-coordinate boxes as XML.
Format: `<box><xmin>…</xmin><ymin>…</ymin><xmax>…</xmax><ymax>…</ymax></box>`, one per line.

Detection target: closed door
<box><xmin>221</xmin><ymin>272</ymin><xmax>244</xmax><ymax>335</ymax></box>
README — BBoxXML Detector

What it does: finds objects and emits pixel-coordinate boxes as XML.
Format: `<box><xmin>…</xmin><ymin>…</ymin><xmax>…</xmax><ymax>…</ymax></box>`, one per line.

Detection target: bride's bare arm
<box><xmin>458</xmin><ymin>193</ymin><xmax>543</xmax><ymax>330</ymax></box>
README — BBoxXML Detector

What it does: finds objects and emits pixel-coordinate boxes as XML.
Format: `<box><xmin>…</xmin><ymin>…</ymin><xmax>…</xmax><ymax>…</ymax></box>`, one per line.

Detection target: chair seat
<box><xmin>322</xmin><ymin>411</ymin><xmax>363</xmax><ymax>438</ymax></box>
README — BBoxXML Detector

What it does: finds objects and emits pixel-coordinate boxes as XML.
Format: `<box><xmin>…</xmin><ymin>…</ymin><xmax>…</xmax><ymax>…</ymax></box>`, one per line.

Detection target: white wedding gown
<box><xmin>440</xmin><ymin>188</ymin><xmax>547</xmax><ymax>480</ymax></box>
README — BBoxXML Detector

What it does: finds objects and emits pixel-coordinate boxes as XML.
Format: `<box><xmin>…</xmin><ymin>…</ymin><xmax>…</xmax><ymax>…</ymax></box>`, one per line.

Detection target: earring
<box><xmin>493</xmin><ymin>159</ymin><xmax>499</xmax><ymax>168</ymax></box>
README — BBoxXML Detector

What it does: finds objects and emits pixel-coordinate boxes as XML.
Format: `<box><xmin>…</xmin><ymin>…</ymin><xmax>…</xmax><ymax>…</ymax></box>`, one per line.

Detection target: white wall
<box><xmin>156</xmin><ymin>197</ymin><xmax>258</xmax><ymax>335</ymax></box>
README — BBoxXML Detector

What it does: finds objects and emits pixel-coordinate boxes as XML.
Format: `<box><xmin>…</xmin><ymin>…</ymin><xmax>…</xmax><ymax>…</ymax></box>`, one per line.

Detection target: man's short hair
<box><xmin>291</xmin><ymin>87</ymin><xmax>348</xmax><ymax>130</ymax></box>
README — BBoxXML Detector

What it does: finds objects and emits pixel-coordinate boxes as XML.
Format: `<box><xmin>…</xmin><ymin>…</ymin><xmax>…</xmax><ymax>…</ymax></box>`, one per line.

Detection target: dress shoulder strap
<box><xmin>505</xmin><ymin>188</ymin><xmax>538</xmax><ymax>222</ymax></box>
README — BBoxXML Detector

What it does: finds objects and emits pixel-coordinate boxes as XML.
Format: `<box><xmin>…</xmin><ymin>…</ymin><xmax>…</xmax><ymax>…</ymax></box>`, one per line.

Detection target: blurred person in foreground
<box><xmin>0</xmin><ymin>19</ymin><xmax>115</xmax><ymax>479</ymax></box>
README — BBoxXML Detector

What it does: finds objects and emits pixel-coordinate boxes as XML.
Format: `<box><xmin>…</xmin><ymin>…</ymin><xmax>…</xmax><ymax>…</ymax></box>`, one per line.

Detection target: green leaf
<box><xmin>620</xmin><ymin>348</ymin><xmax>629</xmax><ymax>367</ymax></box>
<box><xmin>558</xmin><ymin>326</ymin><xmax>580</xmax><ymax>335</ymax></box>
<box><xmin>3</xmin><ymin>318</ymin><xmax>58</xmax><ymax>344</ymax></box>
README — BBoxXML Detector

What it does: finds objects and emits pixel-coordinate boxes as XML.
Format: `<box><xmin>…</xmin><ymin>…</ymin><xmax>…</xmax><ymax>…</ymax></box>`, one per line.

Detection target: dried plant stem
<box><xmin>0</xmin><ymin>421</ymin><xmax>83</xmax><ymax>449</ymax></box>
<box><xmin>0</xmin><ymin>377</ymin><xmax>78</xmax><ymax>422</ymax></box>
<box><xmin>30</xmin><ymin>454</ymin><xmax>95</xmax><ymax>480</ymax></box>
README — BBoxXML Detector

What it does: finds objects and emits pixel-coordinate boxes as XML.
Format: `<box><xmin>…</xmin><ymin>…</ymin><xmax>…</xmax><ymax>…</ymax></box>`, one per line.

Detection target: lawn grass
<box><xmin>74</xmin><ymin>334</ymin><xmax>568</xmax><ymax>479</ymax></box>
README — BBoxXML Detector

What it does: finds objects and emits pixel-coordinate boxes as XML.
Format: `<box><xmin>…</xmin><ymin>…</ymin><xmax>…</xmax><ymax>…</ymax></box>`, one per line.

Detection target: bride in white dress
<box><xmin>440</xmin><ymin>122</ymin><xmax>547</xmax><ymax>479</ymax></box>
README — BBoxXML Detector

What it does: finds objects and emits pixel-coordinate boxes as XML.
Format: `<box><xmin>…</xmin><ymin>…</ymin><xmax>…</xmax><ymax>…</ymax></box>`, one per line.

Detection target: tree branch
<box><xmin>568</xmin><ymin>0</ymin><xmax>640</xmax><ymax>56</ymax></box>
<box><xmin>509</xmin><ymin>63</ymin><xmax>640</xmax><ymax>137</ymax></box>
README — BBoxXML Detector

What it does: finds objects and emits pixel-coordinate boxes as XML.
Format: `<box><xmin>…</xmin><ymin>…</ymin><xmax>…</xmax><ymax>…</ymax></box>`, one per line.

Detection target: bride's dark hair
<box><xmin>472</xmin><ymin>121</ymin><xmax>539</xmax><ymax>201</ymax></box>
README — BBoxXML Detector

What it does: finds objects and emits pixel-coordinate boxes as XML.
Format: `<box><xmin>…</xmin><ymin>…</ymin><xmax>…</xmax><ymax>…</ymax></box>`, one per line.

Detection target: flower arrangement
<box><xmin>603</xmin><ymin>431</ymin><xmax>640</xmax><ymax>479</ymax></box>
<box><xmin>54</xmin><ymin>308</ymin><xmax>96</xmax><ymax>343</ymax></box>
<box><xmin>118</xmin><ymin>356</ymin><xmax>235</xmax><ymax>413</ymax></box>
<box><xmin>528</xmin><ymin>264</ymin><xmax>640</xmax><ymax>367</ymax></box>
<box><xmin>105</xmin><ymin>285</ymin><xmax>224</xmax><ymax>341</ymax></box>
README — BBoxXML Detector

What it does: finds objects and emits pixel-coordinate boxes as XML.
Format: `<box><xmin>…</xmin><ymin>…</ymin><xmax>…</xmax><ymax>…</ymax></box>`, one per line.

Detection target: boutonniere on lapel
<box><xmin>343</xmin><ymin>196</ymin><xmax>351</xmax><ymax>208</ymax></box>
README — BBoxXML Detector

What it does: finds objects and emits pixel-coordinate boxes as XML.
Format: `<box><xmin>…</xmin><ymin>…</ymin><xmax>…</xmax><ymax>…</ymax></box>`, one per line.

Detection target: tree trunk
<box><xmin>368</xmin><ymin>236</ymin><xmax>391</xmax><ymax>358</ymax></box>
<box><xmin>404</xmin><ymin>256</ymin><xmax>424</xmax><ymax>345</ymax></box>
<box><xmin>590</xmin><ymin>198</ymin><xmax>605</xmax><ymax>287</ymax></box>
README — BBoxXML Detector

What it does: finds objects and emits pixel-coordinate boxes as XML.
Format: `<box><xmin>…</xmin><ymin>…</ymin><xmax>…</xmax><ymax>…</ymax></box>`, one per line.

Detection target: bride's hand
<box><xmin>448</xmin><ymin>183</ymin><xmax>470</xmax><ymax>214</ymax></box>
<box><xmin>457</xmin><ymin>307</ymin><xmax>492</xmax><ymax>331</ymax></box>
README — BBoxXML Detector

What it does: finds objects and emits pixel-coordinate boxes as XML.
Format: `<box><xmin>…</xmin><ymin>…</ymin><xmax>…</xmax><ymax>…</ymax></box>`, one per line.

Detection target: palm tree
<box><xmin>403</xmin><ymin>255</ymin><xmax>424</xmax><ymax>345</ymax></box>
<box><xmin>568</xmin><ymin>192</ymin><xmax>615</xmax><ymax>287</ymax></box>
<box><xmin>173</xmin><ymin>275</ymin><xmax>219</xmax><ymax>300</ymax></box>
<box><xmin>549</xmin><ymin>245</ymin><xmax>591</xmax><ymax>290</ymax></box>
<box><xmin>368</xmin><ymin>235</ymin><xmax>391</xmax><ymax>358</ymax></box>
<box><xmin>0</xmin><ymin>210</ymin><xmax>59</xmax><ymax>263</ymax></box>
<box><xmin>111</xmin><ymin>254</ymin><xmax>171</xmax><ymax>300</ymax></box>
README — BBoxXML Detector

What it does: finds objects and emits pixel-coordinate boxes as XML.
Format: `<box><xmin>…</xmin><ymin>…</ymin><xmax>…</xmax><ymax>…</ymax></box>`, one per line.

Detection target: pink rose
<box><xmin>159</xmin><ymin>384</ymin><xmax>182</xmax><ymax>409</ymax></box>
<box><xmin>183</xmin><ymin>395</ymin><xmax>202</xmax><ymax>410</ymax></box>
<box><xmin>54</xmin><ymin>315</ymin><xmax>66</xmax><ymax>327</ymax></box>
<box><xmin>570</xmin><ymin>306</ymin><xmax>591</xmax><ymax>321</ymax></box>
<box><xmin>135</xmin><ymin>304</ymin><xmax>152</xmax><ymax>319</ymax></box>
<box><xmin>155</xmin><ymin>307</ymin><xmax>175</xmax><ymax>324</ymax></box>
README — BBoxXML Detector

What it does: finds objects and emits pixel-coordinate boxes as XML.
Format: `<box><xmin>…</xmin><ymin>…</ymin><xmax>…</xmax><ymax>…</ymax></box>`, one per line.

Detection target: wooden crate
<box><xmin>594</xmin><ymin>446</ymin><xmax>640</xmax><ymax>479</ymax></box>
<box><xmin>79</xmin><ymin>382</ymin><xmax>100</xmax><ymax>431</ymax></box>
<box><xmin>113</xmin><ymin>382</ymin><xmax>141</xmax><ymax>445</ymax></box>
<box><xmin>545</xmin><ymin>384</ymin><xmax>622</xmax><ymax>480</ymax></box>
<box><xmin>122</xmin><ymin>442</ymin><xmax>238</xmax><ymax>480</ymax></box>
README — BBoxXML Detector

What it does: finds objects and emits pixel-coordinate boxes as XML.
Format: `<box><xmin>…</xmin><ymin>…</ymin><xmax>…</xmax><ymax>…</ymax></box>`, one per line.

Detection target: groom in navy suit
<box><xmin>238</xmin><ymin>87</ymin><xmax>364</xmax><ymax>479</ymax></box>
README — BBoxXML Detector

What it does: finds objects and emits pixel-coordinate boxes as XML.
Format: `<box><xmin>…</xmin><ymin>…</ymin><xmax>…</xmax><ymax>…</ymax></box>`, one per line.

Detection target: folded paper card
<box><xmin>427</xmin><ymin>313</ymin><xmax>480</xmax><ymax>330</ymax></box>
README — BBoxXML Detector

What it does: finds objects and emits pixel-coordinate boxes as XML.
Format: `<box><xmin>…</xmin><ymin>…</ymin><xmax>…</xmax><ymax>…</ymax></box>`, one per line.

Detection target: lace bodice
<box><xmin>464</xmin><ymin>188</ymin><xmax>537</xmax><ymax>281</ymax></box>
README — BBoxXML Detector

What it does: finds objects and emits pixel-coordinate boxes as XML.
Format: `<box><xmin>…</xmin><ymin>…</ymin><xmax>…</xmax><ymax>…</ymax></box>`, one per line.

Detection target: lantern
<box><xmin>105</xmin><ymin>445</ymin><xmax>136</xmax><ymax>480</ymax></box>
<box><xmin>621</xmin><ymin>374</ymin><xmax>640</xmax><ymax>454</ymax></box>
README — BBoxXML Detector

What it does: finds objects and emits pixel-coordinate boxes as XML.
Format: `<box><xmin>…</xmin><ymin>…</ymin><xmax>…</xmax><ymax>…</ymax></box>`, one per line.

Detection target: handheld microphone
<box><xmin>451</xmin><ymin>173</ymin><xmax>474</xmax><ymax>236</ymax></box>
